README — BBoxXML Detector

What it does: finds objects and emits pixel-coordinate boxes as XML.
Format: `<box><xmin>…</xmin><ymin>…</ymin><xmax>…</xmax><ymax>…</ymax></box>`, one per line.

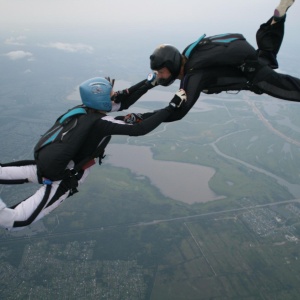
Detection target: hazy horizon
<box><xmin>1</xmin><ymin>1</ymin><xmax>299</xmax><ymax>53</ymax></box>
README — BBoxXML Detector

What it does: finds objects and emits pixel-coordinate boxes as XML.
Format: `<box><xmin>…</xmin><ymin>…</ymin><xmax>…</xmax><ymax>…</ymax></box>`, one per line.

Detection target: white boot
<box><xmin>274</xmin><ymin>0</ymin><xmax>295</xmax><ymax>18</ymax></box>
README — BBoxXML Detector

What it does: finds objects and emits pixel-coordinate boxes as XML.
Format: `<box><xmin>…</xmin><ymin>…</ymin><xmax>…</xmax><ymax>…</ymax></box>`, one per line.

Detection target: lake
<box><xmin>105</xmin><ymin>144</ymin><xmax>223</xmax><ymax>204</ymax></box>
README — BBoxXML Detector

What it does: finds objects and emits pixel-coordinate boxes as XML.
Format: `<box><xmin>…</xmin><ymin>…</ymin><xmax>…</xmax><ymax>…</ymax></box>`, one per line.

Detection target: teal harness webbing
<box><xmin>185</xmin><ymin>34</ymin><xmax>206</xmax><ymax>58</ymax></box>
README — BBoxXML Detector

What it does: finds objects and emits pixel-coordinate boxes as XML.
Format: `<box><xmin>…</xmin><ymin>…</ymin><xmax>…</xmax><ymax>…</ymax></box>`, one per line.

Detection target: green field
<box><xmin>1</xmin><ymin>163</ymin><xmax>300</xmax><ymax>299</ymax></box>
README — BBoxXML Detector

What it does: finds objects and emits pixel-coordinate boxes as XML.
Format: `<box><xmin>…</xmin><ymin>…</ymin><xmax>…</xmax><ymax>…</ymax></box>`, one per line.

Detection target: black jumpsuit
<box><xmin>118</xmin><ymin>16</ymin><xmax>300</xmax><ymax>122</ymax></box>
<box><xmin>0</xmin><ymin>106</ymin><xmax>173</xmax><ymax>230</ymax></box>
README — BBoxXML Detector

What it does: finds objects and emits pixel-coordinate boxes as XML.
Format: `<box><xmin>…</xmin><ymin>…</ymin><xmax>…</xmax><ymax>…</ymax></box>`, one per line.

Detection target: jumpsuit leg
<box><xmin>0</xmin><ymin>161</ymin><xmax>39</xmax><ymax>184</ymax></box>
<box><xmin>0</xmin><ymin>165</ymin><xmax>90</xmax><ymax>230</ymax></box>
<box><xmin>239</xmin><ymin>21</ymin><xmax>300</xmax><ymax>102</ymax></box>
<box><xmin>250</xmin><ymin>65</ymin><xmax>300</xmax><ymax>102</ymax></box>
<box><xmin>256</xmin><ymin>16</ymin><xmax>286</xmax><ymax>69</ymax></box>
<box><xmin>0</xmin><ymin>184</ymin><xmax>56</xmax><ymax>229</ymax></box>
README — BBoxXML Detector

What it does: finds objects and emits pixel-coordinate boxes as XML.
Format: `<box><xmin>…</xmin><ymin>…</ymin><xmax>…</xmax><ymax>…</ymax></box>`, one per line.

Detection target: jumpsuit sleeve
<box><xmin>102</xmin><ymin>106</ymin><xmax>174</xmax><ymax>136</ymax></box>
<box><xmin>136</xmin><ymin>73</ymin><xmax>206</xmax><ymax>123</ymax></box>
<box><xmin>119</xmin><ymin>79</ymin><xmax>155</xmax><ymax>110</ymax></box>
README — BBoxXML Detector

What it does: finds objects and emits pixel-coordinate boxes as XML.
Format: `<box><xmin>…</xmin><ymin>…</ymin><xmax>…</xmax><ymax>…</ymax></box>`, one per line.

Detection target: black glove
<box><xmin>111</xmin><ymin>89</ymin><xmax>130</xmax><ymax>103</ymax></box>
<box><xmin>105</xmin><ymin>76</ymin><xmax>115</xmax><ymax>87</ymax></box>
<box><xmin>169</xmin><ymin>89</ymin><xmax>187</xmax><ymax>109</ymax></box>
<box><xmin>123</xmin><ymin>113</ymin><xmax>143</xmax><ymax>124</ymax></box>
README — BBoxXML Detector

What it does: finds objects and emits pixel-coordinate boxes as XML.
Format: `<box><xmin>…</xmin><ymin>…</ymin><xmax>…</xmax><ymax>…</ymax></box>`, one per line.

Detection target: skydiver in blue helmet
<box><xmin>112</xmin><ymin>0</ymin><xmax>299</xmax><ymax>121</ymax></box>
<box><xmin>0</xmin><ymin>77</ymin><xmax>187</xmax><ymax>231</ymax></box>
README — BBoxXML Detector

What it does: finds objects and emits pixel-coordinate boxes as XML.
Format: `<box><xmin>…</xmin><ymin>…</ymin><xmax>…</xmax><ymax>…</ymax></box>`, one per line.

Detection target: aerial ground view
<box><xmin>1</xmin><ymin>87</ymin><xmax>300</xmax><ymax>299</ymax></box>
<box><xmin>1</xmin><ymin>0</ymin><xmax>300</xmax><ymax>299</ymax></box>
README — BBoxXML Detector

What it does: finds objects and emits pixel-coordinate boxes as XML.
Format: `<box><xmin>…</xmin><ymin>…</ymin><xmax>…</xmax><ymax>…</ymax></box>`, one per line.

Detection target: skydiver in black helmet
<box><xmin>112</xmin><ymin>0</ymin><xmax>299</xmax><ymax>122</ymax></box>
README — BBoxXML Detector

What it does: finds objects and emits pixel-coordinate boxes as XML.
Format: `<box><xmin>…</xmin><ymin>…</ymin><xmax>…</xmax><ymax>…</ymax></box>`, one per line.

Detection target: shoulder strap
<box><xmin>59</xmin><ymin>107</ymin><xmax>87</xmax><ymax>124</ymax></box>
<box><xmin>184</xmin><ymin>34</ymin><xmax>206</xmax><ymax>58</ymax></box>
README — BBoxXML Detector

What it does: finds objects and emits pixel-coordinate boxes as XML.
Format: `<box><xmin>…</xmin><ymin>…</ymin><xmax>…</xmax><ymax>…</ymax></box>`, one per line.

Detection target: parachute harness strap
<box><xmin>185</xmin><ymin>34</ymin><xmax>206</xmax><ymax>58</ymax></box>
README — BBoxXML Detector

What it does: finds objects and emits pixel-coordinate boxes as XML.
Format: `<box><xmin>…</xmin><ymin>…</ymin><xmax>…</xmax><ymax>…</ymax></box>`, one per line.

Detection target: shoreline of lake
<box><xmin>105</xmin><ymin>144</ymin><xmax>224</xmax><ymax>204</ymax></box>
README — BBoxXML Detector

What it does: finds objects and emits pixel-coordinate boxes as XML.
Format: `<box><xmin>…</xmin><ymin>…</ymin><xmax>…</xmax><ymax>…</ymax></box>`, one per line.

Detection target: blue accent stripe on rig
<box><xmin>208</xmin><ymin>33</ymin><xmax>239</xmax><ymax>43</ymax></box>
<box><xmin>59</xmin><ymin>107</ymin><xmax>86</xmax><ymax>124</ymax></box>
<box><xmin>185</xmin><ymin>34</ymin><xmax>206</xmax><ymax>58</ymax></box>
<box><xmin>209</xmin><ymin>33</ymin><xmax>230</xmax><ymax>39</ymax></box>
<box><xmin>41</xmin><ymin>129</ymin><xmax>62</xmax><ymax>147</ymax></box>
<box><xmin>212</xmin><ymin>38</ymin><xmax>238</xmax><ymax>43</ymax></box>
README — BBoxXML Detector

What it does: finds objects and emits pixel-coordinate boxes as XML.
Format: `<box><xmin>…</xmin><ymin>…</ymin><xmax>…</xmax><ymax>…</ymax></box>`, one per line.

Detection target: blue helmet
<box><xmin>79</xmin><ymin>77</ymin><xmax>112</xmax><ymax>111</ymax></box>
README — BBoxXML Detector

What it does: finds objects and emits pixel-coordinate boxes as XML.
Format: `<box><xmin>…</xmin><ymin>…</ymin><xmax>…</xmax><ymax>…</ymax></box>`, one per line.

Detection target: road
<box><xmin>2</xmin><ymin>198</ymin><xmax>300</xmax><ymax>244</ymax></box>
<box><xmin>245</xmin><ymin>97</ymin><xmax>300</xmax><ymax>147</ymax></box>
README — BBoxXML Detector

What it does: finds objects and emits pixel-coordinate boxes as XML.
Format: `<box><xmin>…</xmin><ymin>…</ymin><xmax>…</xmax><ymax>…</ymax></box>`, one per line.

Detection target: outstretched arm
<box><xmin>111</xmin><ymin>74</ymin><xmax>158</xmax><ymax>111</ymax></box>
<box><xmin>124</xmin><ymin>73</ymin><xmax>204</xmax><ymax>123</ymax></box>
<box><xmin>112</xmin><ymin>90</ymin><xmax>187</xmax><ymax>134</ymax></box>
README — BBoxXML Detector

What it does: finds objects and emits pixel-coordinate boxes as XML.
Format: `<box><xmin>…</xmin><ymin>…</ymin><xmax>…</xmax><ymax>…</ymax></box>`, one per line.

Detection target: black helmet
<box><xmin>150</xmin><ymin>44</ymin><xmax>182</xmax><ymax>86</ymax></box>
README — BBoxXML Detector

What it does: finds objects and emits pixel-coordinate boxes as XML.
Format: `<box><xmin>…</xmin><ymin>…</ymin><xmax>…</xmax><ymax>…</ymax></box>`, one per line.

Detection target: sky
<box><xmin>1</xmin><ymin>0</ymin><xmax>298</xmax><ymax>34</ymax></box>
<box><xmin>0</xmin><ymin>0</ymin><xmax>299</xmax><ymax>73</ymax></box>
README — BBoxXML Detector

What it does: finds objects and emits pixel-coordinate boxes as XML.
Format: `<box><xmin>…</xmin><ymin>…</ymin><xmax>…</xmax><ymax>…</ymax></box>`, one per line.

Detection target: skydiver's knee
<box><xmin>257</xmin><ymin>50</ymin><xmax>278</xmax><ymax>69</ymax></box>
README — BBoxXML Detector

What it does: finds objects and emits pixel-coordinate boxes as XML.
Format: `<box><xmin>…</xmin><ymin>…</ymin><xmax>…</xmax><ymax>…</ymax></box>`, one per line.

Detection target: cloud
<box><xmin>40</xmin><ymin>42</ymin><xmax>94</xmax><ymax>53</ymax></box>
<box><xmin>4</xmin><ymin>36</ymin><xmax>27</xmax><ymax>46</ymax></box>
<box><xmin>5</xmin><ymin>50</ymin><xmax>33</xmax><ymax>60</ymax></box>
